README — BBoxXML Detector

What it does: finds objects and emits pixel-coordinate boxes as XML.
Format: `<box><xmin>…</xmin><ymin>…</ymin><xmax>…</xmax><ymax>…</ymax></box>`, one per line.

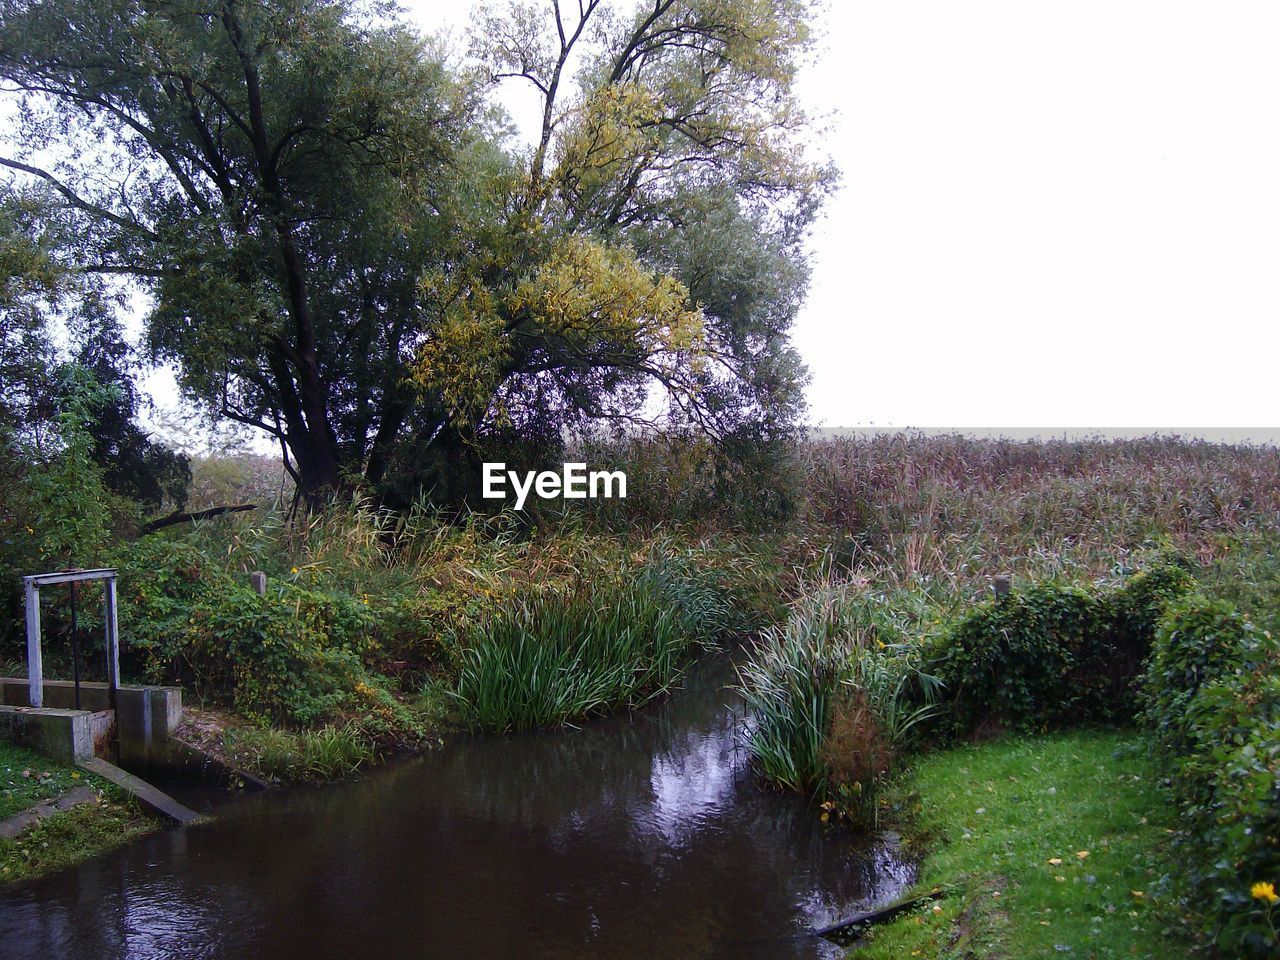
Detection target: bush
<box><xmin>450</xmin><ymin>555</ymin><xmax>732</xmax><ymax>731</ymax></box>
<box><xmin>1142</xmin><ymin>595</ymin><xmax>1280</xmax><ymax>955</ymax></box>
<box><xmin>929</xmin><ymin>562</ymin><xmax>1192</xmax><ymax>734</ymax></box>
<box><xmin>118</xmin><ymin>539</ymin><xmax>417</xmax><ymax>735</ymax></box>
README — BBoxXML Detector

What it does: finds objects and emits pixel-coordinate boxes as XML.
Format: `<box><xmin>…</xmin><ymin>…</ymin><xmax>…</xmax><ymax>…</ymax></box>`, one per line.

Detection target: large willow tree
<box><xmin>0</xmin><ymin>0</ymin><xmax>830</xmax><ymax>505</ymax></box>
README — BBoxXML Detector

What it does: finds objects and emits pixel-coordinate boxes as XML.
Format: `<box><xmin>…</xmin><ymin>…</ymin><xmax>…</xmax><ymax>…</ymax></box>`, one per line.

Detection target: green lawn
<box><xmin>854</xmin><ymin>731</ymin><xmax>1196</xmax><ymax>959</ymax></box>
<box><xmin>0</xmin><ymin>741</ymin><xmax>156</xmax><ymax>883</ymax></box>
<box><xmin>0</xmin><ymin>742</ymin><xmax>89</xmax><ymax>819</ymax></box>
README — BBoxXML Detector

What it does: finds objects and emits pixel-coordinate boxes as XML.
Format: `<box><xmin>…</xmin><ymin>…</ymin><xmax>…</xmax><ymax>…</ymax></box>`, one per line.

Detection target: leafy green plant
<box><xmin>117</xmin><ymin>539</ymin><xmax>417</xmax><ymax>733</ymax></box>
<box><xmin>737</xmin><ymin>580</ymin><xmax>941</xmax><ymax>810</ymax></box>
<box><xmin>928</xmin><ymin>562</ymin><xmax>1192</xmax><ymax>734</ymax></box>
<box><xmin>1141</xmin><ymin>595</ymin><xmax>1280</xmax><ymax>955</ymax></box>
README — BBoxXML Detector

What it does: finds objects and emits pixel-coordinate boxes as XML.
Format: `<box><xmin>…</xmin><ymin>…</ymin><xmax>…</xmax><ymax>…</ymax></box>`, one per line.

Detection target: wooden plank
<box><xmin>24</xmin><ymin>569</ymin><xmax>117</xmax><ymax>587</ymax></box>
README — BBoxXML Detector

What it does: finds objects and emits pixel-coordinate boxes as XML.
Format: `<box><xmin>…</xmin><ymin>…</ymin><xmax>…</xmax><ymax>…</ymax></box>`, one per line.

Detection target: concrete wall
<box><xmin>0</xmin><ymin>706</ymin><xmax>114</xmax><ymax>763</ymax></box>
<box><xmin>0</xmin><ymin>679</ymin><xmax>182</xmax><ymax>767</ymax></box>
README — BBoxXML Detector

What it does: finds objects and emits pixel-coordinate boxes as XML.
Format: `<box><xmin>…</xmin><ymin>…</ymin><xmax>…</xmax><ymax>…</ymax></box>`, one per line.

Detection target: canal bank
<box><xmin>0</xmin><ymin>656</ymin><xmax>913</xmax><ymax>959</ymax></box>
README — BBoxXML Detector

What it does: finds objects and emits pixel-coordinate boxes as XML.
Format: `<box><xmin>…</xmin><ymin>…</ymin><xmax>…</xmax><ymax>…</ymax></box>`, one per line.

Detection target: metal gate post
<box><xmin>24</xmin><ymin>578</ymin><xmax>42</xmax><ymax>708</ymax></box>
<box><xmin>104</xmin><ymin>576</ymin><xmax>120</xmax><ymax>712</ymax></box>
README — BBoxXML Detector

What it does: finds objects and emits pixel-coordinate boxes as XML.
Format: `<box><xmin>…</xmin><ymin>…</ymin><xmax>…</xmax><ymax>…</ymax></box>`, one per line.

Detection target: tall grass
<box><xmin>802</xmin><ymin>433</ymin><xmax>1280</xmax><ymax>591</ymax></box>
<box><xmin>737</xmin><ymin>580</ymin><xmax>941</xmax><ymax>808</ymax></box>
<box><xmin>451</xmin><ymin>559</ymin><xmax>732</xmax><ymax>732</ymax></box>
<box><xmin>223</xmin><ymin>722</ymin><xmax>376</xmax><ymax>781</ymax></box>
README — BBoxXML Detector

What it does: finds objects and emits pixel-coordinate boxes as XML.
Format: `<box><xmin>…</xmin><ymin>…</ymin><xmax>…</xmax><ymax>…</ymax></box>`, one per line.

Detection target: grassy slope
<box><xmin>0</xmin><ymin>742</ymin><xmax>157</xmax><ymax>884</ymax></box>
<box><xmin>855</xmin><ymin>731</ymin><xmax>1194</xmax><ymax>959</ymax></box>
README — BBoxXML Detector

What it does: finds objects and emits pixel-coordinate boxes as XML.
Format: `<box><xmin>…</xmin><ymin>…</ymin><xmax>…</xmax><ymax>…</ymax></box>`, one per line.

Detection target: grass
<box><xmin>0</xmin><ymin>741</ymin><xmax>158</xmax><ymax>884</ymax></box>
<box><xmin>0</xmin><ymin>793</ymin><xmax>155</xmax><ymax>884</ymax></box>
<box><xmin>853</xmin><ymin>730</ymin><xmax>1194</xmax><ymax>959</ymax></box>
<box><xmin>0</xmin><ymin>742</ymin><xmax>89</xmax><ymax>819</ymax></box>
<box><xmin>801</xmin><ymin>433</ymin><xmax>1280</xmax><ymax>595</ymax></box>
<box><xmin>223</xmin><ymin>722</ymin><xmax>376</xmax><ymax>782</ymax></box>
<box><xmin>737</xmin><ymin>580</ymin><xmax>941</xmax><ymax>804</ymax></box>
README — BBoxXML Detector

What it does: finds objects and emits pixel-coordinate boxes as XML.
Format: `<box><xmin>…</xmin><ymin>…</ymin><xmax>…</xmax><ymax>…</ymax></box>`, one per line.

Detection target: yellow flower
<box><xmin>1252</xmin><ymin>881</ymin><xmax>1278</xmax><ymax>904</ymax></box>
<box><xmin>290</xmin><ymin>567</ymin><xmax>298</xmax><ymax>574</ymax></box>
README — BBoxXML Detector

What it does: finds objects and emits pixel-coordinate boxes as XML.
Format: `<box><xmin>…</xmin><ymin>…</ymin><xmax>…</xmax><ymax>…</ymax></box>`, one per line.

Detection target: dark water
<box><xmin>0</xmin><ymin>657</ymin><xmax>911</xmax><ymax>959</ymax></box>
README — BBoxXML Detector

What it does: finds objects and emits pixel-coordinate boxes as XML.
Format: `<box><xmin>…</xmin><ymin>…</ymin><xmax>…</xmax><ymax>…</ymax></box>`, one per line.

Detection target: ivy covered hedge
<box><xmin>1142</xmin><ymin>595</ymin><xmax>1280</xmax><ymax>955</ymax></box>
<box><xmin>920</xmin><ymin>562</ymin><xmax>1279</xmax><ymax>955</ymax></box>
<box><xmin>926</xmin><ymin>561</ymin><xmax>1193</xmax><ymax>734</ymax></box>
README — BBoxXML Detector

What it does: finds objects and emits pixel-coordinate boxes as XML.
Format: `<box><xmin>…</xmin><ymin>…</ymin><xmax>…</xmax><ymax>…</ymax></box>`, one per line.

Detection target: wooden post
<box><xmin>249</xmin><ymin>571</ymin><xmax>267</xmax><ymax>596</ymax></box>
<box><xmin>24</xmin><ymin>578</ymin><xmax>42</xmax><ymax>708</ymax></box>
<box><xmin>993</xmin><ymin>575</ymin><xmax>1011</xmax><ymax>598</ymax></box>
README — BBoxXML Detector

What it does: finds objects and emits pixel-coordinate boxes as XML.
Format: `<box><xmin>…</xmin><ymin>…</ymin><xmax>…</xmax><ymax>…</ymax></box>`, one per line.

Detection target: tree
<box><xmin>0</xmin><ymin>0</ymin><xmax>829</xmax><ymax>506</ymax></box>
<box><xmin>1</xmin><ymin>188</ymin><xmax>190</xmax><ymax>509</ymax></box>
<box><xmin>0</xmin><ymin>187</ymin><xmax>64</xmax><ymax>434</ymax></box>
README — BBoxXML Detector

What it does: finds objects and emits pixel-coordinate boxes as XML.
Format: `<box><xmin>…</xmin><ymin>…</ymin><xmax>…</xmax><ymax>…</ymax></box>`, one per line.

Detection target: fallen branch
<box><xmin>141</xmin><ymin>504</ymin><xmax>257</xmax><ymax>535</ymax></box>
<box><xmin>815</xmin><ymin>887</ymin><xmax>946</xmax><ymax>943</ymax></box>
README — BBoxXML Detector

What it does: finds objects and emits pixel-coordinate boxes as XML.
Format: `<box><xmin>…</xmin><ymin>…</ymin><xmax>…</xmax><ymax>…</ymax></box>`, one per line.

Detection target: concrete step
<box><xmin>77</xmin><ymin>757</ymin><xmax>203</xmax><ymax>825</ymax></box>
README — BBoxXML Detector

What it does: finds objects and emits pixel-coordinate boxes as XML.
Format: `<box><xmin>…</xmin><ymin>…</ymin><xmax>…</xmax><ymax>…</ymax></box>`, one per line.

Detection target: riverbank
<box><xmin>850</xmin><ymin>730</ymin><xmax>1196</xmax><ymax>959</ymax></box>
<box><xmin>0</xmin><ymin>742</ymin><xmax>158</xmax><ymax>884</ymax></box>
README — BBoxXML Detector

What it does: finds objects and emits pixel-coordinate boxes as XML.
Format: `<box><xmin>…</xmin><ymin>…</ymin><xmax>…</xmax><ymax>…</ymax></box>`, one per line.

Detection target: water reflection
<box><xmin>0</xmin><ymin>657</ymin><xmax>912</xmax><ymax>959</ymax></box>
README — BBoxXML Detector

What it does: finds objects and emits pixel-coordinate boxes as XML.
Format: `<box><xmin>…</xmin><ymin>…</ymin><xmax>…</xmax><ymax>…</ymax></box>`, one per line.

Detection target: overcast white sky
<box><xmin>138</xmin><ymin>1</ymin><xmax>1280</xmax><ymax>443</ymax></box>
<box><xmin>784</xmin><ymin>1</ymin><xmax>1280</xmax><ymax>432</ymax></box>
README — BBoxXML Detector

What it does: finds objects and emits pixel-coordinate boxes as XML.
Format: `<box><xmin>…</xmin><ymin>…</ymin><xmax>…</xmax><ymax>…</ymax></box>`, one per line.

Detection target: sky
<box><xmin>782</xmin><ymin>1</ymin><xmax>1280</xmax><ymax>432</ymax></box>
<box><xmin>136</xmin><ymin>1</ymin><xmax>1280</xmax><ymax>442</ymax></box>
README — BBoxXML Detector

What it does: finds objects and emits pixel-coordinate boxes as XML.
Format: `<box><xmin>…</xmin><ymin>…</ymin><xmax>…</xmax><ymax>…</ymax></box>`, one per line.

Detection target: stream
<box><xmin>0</xmin><ymin>656</ymin><xmax>912</xmax><ymax>959</ymax></box>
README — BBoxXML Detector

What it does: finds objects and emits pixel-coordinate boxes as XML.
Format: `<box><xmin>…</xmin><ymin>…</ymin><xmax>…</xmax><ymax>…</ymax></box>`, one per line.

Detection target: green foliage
<box><xmin>451</xmin><ymin>556</ymin><xmax>732</xmax><ymax>732</ymax></box>
<box><xmin>223</xmin><ymin>723</ymin><xmax>376</xmax><ymax>782</ymax></box>
<box><xmin>737</xmin><ymin>581</ymin><xmax>940</xmax><ymax>807</ymax></box>
<box><xmin>1197</xmin><ymin>530</ymin><xmax>1280</xmax><ymax>636</ymax></box>
<box><xmin>929</xmin><ymin>562</ymin><xmax>1193</xmax><ymax>734</ymax></box>
<box><xmin>1141</xmin><ymin>595</ymin><xmax>1280</xmax><ymax>955</ymax></box>
<box><xmin>117</xmin><ymin>539</ymin><xmax>417</xmax><ymax>735</ymax></box>
<box><xmin>0</xmin><ymin>0</ymin><xmax>825</xmax><ymax>504</ymax></box>
<box><xmin>1</xmin><ymin>368</ymin><xmax>132</xmax><ymax>651</ymax></box>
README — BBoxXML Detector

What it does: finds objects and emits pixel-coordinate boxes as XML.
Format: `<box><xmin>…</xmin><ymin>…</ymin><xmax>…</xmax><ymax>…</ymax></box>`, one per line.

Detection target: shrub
<box><xmin>1142</xmin><ymin>595</ymin><xmax>1280</xmax><ymax>955</ymax></box>
<box><xmin>118</xmin><ymin>539</ymin><xmax>417</xmax><ymax>735</ymax></box>
<box><xmin>929</xmin><ymin>562</ymin><xmax>1192</xmax><ymax>734</ymax></box>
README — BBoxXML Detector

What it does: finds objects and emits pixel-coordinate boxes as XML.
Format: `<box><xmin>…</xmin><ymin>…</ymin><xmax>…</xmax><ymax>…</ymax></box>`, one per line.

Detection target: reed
<box><xmin>737</xmin><ymin>580</ymin><xmax>941</xmax><ymax>804</ymax></box>
<box><xmin>451</xmin><ymin>560</ymin><xmax>731</xmax><ymax>732</ymax></box>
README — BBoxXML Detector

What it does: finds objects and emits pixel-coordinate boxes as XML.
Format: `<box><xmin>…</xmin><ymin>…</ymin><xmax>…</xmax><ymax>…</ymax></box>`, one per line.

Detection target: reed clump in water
<box><xmin>452</xmin><ymin>556</ymin><xmax>734</xmax><ymax>732</ymax></box>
